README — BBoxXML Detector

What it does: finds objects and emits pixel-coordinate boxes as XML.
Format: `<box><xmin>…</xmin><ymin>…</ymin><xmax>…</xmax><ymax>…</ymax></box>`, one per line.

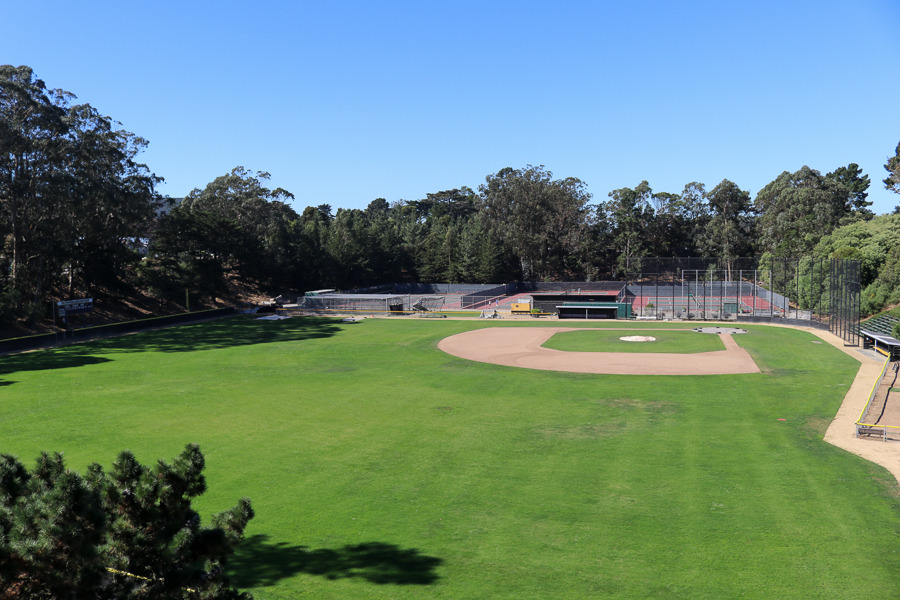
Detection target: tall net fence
<box><xmin>830</xmin><ymin>259</ymin><xmax>861</xmax><ymax>346</ymax></box>
<box><xmin>617</xmin><ymin>257</ymin><xmax>860</xmax><ymax>345</ymax></box>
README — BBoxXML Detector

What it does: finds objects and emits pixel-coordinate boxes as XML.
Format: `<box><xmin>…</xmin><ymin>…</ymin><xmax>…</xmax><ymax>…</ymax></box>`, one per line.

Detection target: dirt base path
<box><xmin>437</xmin><ymin>327</ymin><xmax>760</xmax><ymax>375</ymax></box>
<box><xmin>800</xmin><ymin>328</ymin><xmax>900</xmax><ymax>484</ymax></box>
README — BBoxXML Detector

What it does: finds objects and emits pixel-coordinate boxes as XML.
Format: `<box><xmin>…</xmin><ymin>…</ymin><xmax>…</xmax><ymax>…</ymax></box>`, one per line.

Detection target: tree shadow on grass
<box><xmin>230</xmin><ymin>535</ymin><xmax>443</xmax><ymax>588</ymax></box>
<box><xmin>0</xmin><ymin>353</ymin><xmax>112</xmax><ymax>379</ymax></box>
<box><xmin>1</xmin><ymin>317</ymin><xmax>343</xmax><ymax>376</ymax></box>
<box><xmin>0</xmin><ymin>318</ymin><xmax>343</xmax><ymax>383</ymax></box>
<box><xmin>79</xmin><ymin>316</ymin><xmax>344</xmax><ymax>354</ymax></box>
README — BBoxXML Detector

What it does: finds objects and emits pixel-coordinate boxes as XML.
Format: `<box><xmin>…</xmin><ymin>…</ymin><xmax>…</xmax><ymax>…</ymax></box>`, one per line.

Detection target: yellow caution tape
<box><xmin>857</xmin><ymin>358</ymin><xmax>890</xmax><ymax>424</ymax></box>
<box><xmin>106</xmin><ymin>568</ymin><xmax>196</xmax><ymax>593</ymax></box>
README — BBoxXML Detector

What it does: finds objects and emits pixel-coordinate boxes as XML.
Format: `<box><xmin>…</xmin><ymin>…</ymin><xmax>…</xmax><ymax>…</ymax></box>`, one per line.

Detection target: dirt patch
<box><xmin>536</xmin><ymin>423</ymin><xmax>625</xmax><ymax>440</ymax></box>
<box><xmin>602</xmin><ymin>398</ymin><xmax>680</xmax><ymax>414</ymax></box>
<box><xmin>804</xmin><ymin>417</ymin><xmax>831</xmax><ymax>438</ymax></box>
<box><xmin>437</xmin><ymin>327</ymin><xmax>760</xmax><ymax>375</ymax></box>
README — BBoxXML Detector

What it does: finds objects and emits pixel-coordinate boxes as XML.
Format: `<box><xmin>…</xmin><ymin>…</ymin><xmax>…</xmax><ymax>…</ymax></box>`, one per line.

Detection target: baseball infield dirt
<box><xmin>437</xmin><ymin>327</ymin><xmax>760</xmax><ymax>375</ymax></box>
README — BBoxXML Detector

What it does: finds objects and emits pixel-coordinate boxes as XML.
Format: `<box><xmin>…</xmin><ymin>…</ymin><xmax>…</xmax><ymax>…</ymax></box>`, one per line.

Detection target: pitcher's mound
<box><xmin>620</xmin><ymin>335</ymin><xmax>656</xmax><ymax>342</ymax></box>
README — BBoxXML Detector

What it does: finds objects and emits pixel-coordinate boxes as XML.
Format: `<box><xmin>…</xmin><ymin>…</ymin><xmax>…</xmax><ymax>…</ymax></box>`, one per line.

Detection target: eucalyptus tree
<box><xmin>702</xmin><ymin>179</ymin><xmax>755</xmax><ymax>276</ymax></box>
<box><xmin>65</xmin><ymin>103</ymin><xmax>164</xmax><ymax>293</ymax></box>
<box><xmin>181</xmin><ymin>167</ymin><xmax>298</xmax><ymax>284</ymax></box>
<box><xmin>478</xmin><ymin>165</ymin><xmax>592</xmax><ymax>280</ymax></box>
<box><xmin>755</xmin><ymin>165</ymin><xmax>868</xmax><ymax>257</ymax></box>
<box><xmin>0</xmin><ymin>65</ymin><xmax>162</xmax><ymax>312</ymax></box>
<box><xmin>643</xmin><ymin>191</ymin><xmax>680</xmax><ymax>256</ymax></box>
<box><xmin>678</xmin><ymin>182</ymin><xmax>711</xmax><ymax>255</ymax></box>
<box><xmin>182</xmin><ymin>167</ymin><xmax>296</xmax><ymax>239</ymax></box>
<box><xmin>600</xmin><ymin>181</ymin><xmax>655</xmax><ymax>274</ymax></box>
<box><xmin>0</xmin><ymin>65</ymin><xmax>69</xmax><ymax>297</ymax></box>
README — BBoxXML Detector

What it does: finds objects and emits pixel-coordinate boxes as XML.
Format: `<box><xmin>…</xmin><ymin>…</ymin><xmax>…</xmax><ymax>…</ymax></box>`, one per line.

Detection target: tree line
<box><xmin>3</xmin><ymin>65</ymin><xmax>900</xmax><ymax>322</ymax></box>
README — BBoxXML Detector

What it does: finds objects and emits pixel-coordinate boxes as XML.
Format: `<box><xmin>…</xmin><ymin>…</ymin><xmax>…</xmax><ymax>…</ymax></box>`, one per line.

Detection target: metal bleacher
<box><xmin>858</xmin><ymin>314</ymin><xmax>900</xmax><ymax>360</ymax></box>
<box><xmin>858</xmin><ymin>314</ymin><xmax>900</xmax><ymax>336</ymax></box>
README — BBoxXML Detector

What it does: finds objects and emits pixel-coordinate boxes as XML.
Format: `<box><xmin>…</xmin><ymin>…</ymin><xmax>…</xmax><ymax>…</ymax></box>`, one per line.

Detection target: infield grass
<box><xmin>1</xmin><ymin>317</ymin><xmax>898</xmax><ymax>599</ymax></box>
<box><xmin>541</xmin><ymin>328</ymin><xmax>725</xmax><ymax>353</ymax></box>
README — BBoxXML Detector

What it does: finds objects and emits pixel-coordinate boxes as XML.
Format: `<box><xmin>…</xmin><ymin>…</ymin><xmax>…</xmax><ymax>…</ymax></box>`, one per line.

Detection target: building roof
<box><xmin>860</xmin><ymin>329</ymin><xmax>900</xmax><ymax>347</ymax></box>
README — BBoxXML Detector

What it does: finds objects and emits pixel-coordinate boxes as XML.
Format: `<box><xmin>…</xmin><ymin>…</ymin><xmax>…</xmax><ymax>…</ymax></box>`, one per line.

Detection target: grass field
<box><xmin>2</xmin><ymin>317</ymin><xmax>899</xmax><ymax>599</ymax></box>
<box><xmin>541</xmin><ymin>328</ymin><xmax>726</xmax><ymax>353</ymax></box>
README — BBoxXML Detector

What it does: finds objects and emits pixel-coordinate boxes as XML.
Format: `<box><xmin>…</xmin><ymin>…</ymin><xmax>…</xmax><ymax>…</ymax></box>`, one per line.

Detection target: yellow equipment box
<box><xmin>511</xmin><ymin>302</ymin><xmax>532</xmax><ymax>314</ymax></box>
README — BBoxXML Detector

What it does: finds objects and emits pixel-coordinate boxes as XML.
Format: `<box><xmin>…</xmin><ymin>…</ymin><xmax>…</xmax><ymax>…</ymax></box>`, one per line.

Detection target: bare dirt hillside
<box><xmin>0</xmin><ymin>279</ymin><xmax>300</xmax><ymax>341</ymax></box>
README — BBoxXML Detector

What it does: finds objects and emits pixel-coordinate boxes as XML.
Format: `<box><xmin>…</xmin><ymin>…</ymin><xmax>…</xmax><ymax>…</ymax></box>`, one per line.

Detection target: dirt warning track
<box><xmin>437</xmin><ymin>327</ymin><xmax>760</xmax><ymax>375</ymax></box>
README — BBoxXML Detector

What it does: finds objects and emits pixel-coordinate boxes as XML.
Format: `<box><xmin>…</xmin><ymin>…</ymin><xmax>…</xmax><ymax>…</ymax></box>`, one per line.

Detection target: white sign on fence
<box><xmin>57</xmin><ymin>298</ymin><xmax>93</xmax><ymax>316</ymax></box>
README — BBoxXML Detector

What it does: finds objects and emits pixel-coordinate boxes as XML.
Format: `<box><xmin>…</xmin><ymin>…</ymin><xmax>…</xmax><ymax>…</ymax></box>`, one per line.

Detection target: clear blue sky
<box><xmin>5</xmin><ymin>0</ymin><xmax>899</xmax><ymax>214</ymax></box>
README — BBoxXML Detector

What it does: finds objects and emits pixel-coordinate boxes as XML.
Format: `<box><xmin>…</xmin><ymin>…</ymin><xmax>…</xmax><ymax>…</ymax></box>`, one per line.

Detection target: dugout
<box><xmin>860</xmin><ymin>329</ymin><xmax>900</xmax><ymax>360</ymax></box>
<box><xmin>557</xmin><ymin>302</ymin><xmax>632</xmax><ymax>319</ymax></box>
<box><xmin>531</xmin><ymin>287</ymin><xmax>625</xmax><ymax>315</ymax></box>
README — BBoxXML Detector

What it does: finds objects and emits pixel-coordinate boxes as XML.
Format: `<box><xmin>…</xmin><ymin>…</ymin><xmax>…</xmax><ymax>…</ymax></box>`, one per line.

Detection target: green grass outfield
<box><xmin>2</xmin><ymin>317</ymin><xmax>899</xmax><ymax>599</ymax></box>
<box><xmin>542</xmin><ymin>328</ymin><xmax>725</xmax><ymax>353</ymax></box>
